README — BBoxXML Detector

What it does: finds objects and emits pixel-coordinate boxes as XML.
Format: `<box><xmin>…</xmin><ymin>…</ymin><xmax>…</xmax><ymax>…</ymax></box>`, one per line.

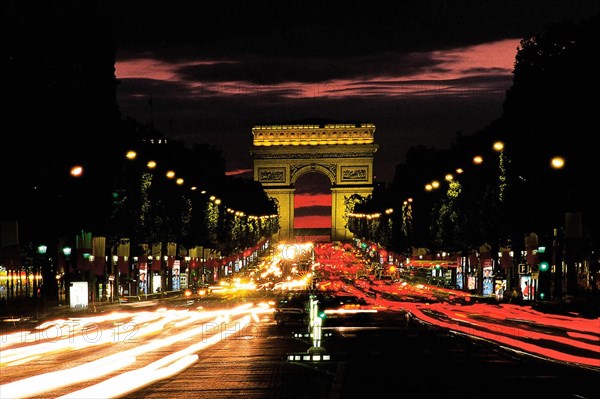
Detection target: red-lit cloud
<box><xmin>225</xmin><ymin>168</ymin><xmax>252</xmax><ymax>176</ymax></box>
<box><xmin>116</xmin><ymin>39</ymin><xmax>519</xmax><ymax>99</ymax></box>
<box><xmin>294</xmin><ymin>216</ymin><xmax>330</xmax><ymax>229</ymax></box>
<box><xmin>294</xmin><ymin>193</ymin><xmax>331</xmax><ymax>208</ymax></box>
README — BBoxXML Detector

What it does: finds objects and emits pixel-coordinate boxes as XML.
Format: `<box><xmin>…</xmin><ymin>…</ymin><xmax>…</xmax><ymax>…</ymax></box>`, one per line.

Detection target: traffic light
<box><xmin>538</xmin><ymin>248</ymin><xmax>551</xmax><ymax>300</ymax></box>
<box><xmin>538</xmin><ymin>246</ymin><xmax>550</xmax><ymax>273</ymax></box>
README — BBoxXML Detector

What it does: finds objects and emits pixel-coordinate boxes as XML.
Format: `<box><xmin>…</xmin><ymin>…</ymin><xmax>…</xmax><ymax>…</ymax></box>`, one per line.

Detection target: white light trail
<box><xmin>58</xmin><ymin>315</ymin><xmax>252</xmax><ymax>398</ymax></box>
<box><xmin>1</xmin><ymin>305</ymin><xmax>262</xmax><ymax>398</ymax></box>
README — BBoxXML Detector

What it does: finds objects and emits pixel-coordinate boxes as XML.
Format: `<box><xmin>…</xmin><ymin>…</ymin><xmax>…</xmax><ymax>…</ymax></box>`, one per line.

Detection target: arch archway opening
<box><xmin>294</xmin><ymin>172</ymin><xmax>331</xmax><ymax>242</ymax></box>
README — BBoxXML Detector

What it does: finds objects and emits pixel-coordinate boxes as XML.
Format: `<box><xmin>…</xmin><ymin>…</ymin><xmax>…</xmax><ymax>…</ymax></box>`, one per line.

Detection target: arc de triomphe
<box><xmin>250</xmin><ymin>122</ymin><xmax>378</xmax><ymax>242</ymax></box>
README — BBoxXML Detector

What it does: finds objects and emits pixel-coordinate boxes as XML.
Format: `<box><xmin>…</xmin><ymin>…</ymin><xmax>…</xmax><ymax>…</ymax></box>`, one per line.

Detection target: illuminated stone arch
<box><xmin>250</xmin><ymin>122</ymin><xmax>378</xmax><ymax>242</ymax></box>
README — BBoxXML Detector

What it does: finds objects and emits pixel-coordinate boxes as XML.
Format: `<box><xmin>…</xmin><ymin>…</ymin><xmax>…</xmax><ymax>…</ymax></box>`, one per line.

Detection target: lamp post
<box><xmin>492</xmin><ymin>141</ymin><xmax>506</xmax><ymax>288</ymax></box>
<box><xmin>163</xmin><ymin>255</ymin><xmax>169</xmax><ymax>292</ymax></box>
<box><xmin>146</xmin><ymin>255</ymin><xmax>152</xmax><ymax>296</ymax></box>
<box><xmin>184</xmin><ymin>255</ymin><xmax>191</xmax><ymax>290</ymax></box>
<box><xmin>111</xmin><ymin>255</ymin><xmax>118</xmax><ymax>302</ymax></box>
<box><xmin>35</xmin><ymin>245</ymin><xmax>47</xmax><ymax>298</ymax></box>
<box><xmin>61</xmin><ymin>246</ymin><xmax>72</xmax><ymax>305</ymax></box>
<box><xmin>201</xmin><ymin>255</ymin><xmax>206</xmax><ymax>285</ymax></box>
<box><xmin>549</xmin><ymin>155</ymin><xmax>570</xmax><ymax>297</ymax></box>
<box><xmin>34</xmin><ymin>244</ymin><xmax>48</xmax><ymax>317</ymax></box>
<box><xmin>63</xmin><ymin>246</ymin><xmax>72</xmax><ymax>264</ymax></box>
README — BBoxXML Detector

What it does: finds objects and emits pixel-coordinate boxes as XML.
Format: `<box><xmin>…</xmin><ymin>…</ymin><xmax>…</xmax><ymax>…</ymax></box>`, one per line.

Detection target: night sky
<box><xmin>113</xmin><ymin>0</ymin><xmax>600</xmax><ymax>184</ymax></box>
<box><xmin>3</xmin><ymin>0</ymin><xmax>599</xmax><ymax>232</ymax></box>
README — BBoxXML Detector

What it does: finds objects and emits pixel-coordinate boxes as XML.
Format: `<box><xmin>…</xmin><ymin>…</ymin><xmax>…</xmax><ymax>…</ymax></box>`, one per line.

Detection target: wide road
<box><xmin>1</xmin><ymin>294</ymin><xmax>597</xmax><ymax>399</ymax></box>
<box><xmin>123</xmin><ymin>305</ymin><xmax>597</xmax><ymax>399</ymax></box>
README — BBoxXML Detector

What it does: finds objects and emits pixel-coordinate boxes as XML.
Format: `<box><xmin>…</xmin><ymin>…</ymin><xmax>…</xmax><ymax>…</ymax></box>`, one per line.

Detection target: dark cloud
<box><xmin>114</xmin><ymin>0</ymin><xmax>600</xmax><ymax>60</ymax></box>
<box><xmin>174</xmin><ymin>52</ymin><xmax>443</xmax><ymax>84</ymax></box>
<box><xmin>295</xmin><ymin>206</ymin><xmax>332</xmax><ymax>218</ymax></box>
<box><xmin>462</xmin><ymin>67</ymin><xmax>511</xmax><ymax>75</ymax></box>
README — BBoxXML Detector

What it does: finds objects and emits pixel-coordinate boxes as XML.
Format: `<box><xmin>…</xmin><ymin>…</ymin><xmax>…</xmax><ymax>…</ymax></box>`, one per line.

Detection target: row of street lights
<box><xmin>429</xmin><ymin>141</ymin><xmax>570</xmax><ymax>296</ymax></box>
<box><xmin>28</xmin><ymin>148</ymin><xmax>277</xmax><ymax>304</ymax></box>
<box><xmin>348</xmin><ymin>139</ymin><xmax>569</xmax><ymax>297</ymax></box>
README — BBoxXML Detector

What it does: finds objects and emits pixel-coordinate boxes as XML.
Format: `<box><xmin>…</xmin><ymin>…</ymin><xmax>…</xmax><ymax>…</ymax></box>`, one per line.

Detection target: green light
<box><xmin>537</xmin><ymin>246</ymin><xmax>546</xmax><ymax>254</ymax></box>
<box><xmin>540</xmin><ymin>292</ymin><xmax>546</xmax><ymax>299</ymax></box>
<box><xmin>539</xmin><ymin>261</ymin><xmax>550</xmax><ymax>272</ymax></box>
<box><xmin>318</xmin><ymin>311</ymin><xmax>326</xmax><ymax>318</ymax></box>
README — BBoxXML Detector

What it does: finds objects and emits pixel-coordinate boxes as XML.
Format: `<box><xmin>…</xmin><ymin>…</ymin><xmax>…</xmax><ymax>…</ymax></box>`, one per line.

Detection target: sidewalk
<box><xmin>0</xmin><ymin>297</ymin><xmax>126</xmax><ymax>334</ymax></box>
<box><xmin>531</xmin><ymin>294</ymin><xmax>600</xmax><ymax>319</ymax></box>
<box><xmin>0</xmin><ymin>292</ymin><xmax>217</xmax><ymax>334</ymax></box>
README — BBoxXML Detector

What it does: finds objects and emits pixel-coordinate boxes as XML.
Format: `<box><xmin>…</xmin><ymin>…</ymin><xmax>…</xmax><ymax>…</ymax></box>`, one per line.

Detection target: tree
<box><xmin>501</xmin><ymin>13</ymin><xmax>600</xmax><ymax>294</ymax></box>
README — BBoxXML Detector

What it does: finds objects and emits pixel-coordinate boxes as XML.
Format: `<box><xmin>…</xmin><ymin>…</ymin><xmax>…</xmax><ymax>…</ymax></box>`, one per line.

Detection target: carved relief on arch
<box><xmin>290</xmin><ymin>163</ymin><xmax>337</xmax><ymax>185</ymax></box>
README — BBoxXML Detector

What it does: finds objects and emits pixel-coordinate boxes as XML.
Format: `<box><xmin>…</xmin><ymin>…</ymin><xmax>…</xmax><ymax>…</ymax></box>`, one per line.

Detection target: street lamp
<box><xmin>493</xmin><ymin>141</ymin><xmax>505</xmax><ymax>152</ymax></box>
<box><xmin>59</xmin><ymin>246</ymin><xmax>72</xmax><ymax>305</ymax></box>
<box><xmin>184</xmin><ymin>255</ymin><xmax>191</xmax><ymax>290</ymax></box>
<box><xmin>550</xmin><ymin>156</ymin><xmax>565</xmax><ymax>169</ymax></box>
<box><xmin>63</xmin><ymin>246</ymin><xmax>71</xmax><ymax>282</ymax></box>
<box><xmin>70</xmin><ymin>165</ymin><xmax>84</xmax><ymax>177</ymax></box>
<box><xmin>36</xmin><ymin>244</ymin><xmax>47</xmax><ymax>298</ymax></box>
<box><xmin>111</xmin><ymin>255</ymin><xmax>118</xmax><ymax>302</ymax></box>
